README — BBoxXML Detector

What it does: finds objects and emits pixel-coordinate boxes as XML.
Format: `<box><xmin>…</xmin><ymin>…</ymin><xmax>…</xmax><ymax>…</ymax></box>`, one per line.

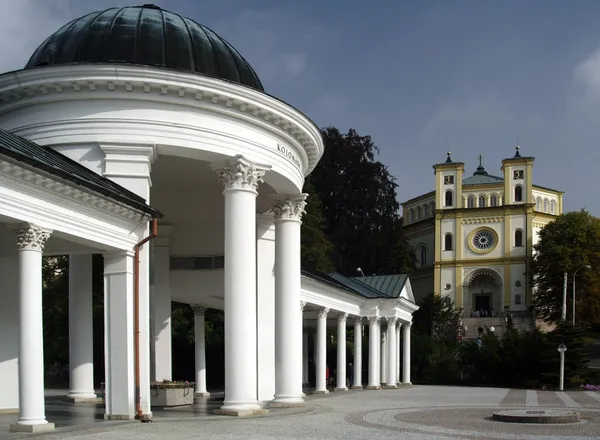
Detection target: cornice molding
<box><xmin>0</xmin><ymin>64</ymin><xmax>323</xmax><ymax>175</ymax></box>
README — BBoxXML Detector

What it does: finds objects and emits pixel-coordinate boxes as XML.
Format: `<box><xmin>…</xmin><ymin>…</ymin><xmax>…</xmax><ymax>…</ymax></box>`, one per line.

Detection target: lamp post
<box><xmin>558</xmin><ymin>343</ymin><xmax>567</xmax><ymax>391</ymax></box>
<box><xmin>572</xmin><ymin>265</ymin><xmax>591</xmax><ymax>326</ymax></box>
<box><xmin>356</xmin><ymin>267</ymin><xmax>365</xmax><ymax>277</ymax></box>
<box><xmin>561</xmin><ymin>272</ymin><xmax>567</xmax><ymax>321</ymax></box>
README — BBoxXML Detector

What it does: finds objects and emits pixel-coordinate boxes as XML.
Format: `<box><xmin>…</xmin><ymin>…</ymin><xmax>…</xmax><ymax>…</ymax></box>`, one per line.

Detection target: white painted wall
<box><xmin>510</xmin><ymin>263</ymin><xmax>527</xmax><ymax>310</ymax></box>
<box><xmin>440</xmin><ymin>267</ymin><xmax>456</xmax><ymax>302</ymax></box>
<box><xmin>0</xmin><ymin>249</ymin><xmax>18</xmax><ymax>410</ymax></box>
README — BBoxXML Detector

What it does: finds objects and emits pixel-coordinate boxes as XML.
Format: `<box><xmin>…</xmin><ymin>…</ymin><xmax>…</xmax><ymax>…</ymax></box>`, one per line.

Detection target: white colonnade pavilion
<box><xmin>0</xmin><ymin>4</ymin><xmax>419</xmax><ymax>433</ymax></box>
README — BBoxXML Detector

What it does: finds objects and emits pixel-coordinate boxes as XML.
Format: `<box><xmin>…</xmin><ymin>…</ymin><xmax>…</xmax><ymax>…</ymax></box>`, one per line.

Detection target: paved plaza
<box><xmin>1</xmin><ymin>386</ymin><xmax>600</xmax><ymax>439</ymax></box>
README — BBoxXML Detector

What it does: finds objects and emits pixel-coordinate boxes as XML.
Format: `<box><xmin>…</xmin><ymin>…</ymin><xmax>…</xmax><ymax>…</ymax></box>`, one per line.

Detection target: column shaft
<box><xmin>302</xmin><ymin>333</ymin><xmax>309</xmax><ymax>384</ymax></box>
<box><xmin>192</xmin><ymin>306</ymin><xmax>209</xmax><ymax>397</ymax></box>
<box><xmin>11</xmin><ymin>226</ymin><xmax>53</xmax><ymax>432</ymax></box>
<box><xmin>353</xmin><ymin>318</ymin><xmax>363</xmax><ymax>389</ymax></box>
<box><xmin>272</xmin><ymin>195</ymin><xmax>306</xmax><ymax>405</ymax></box>
<box><xmin>386</xmin><ymin>318</ymin><xmax>397</xmax><ymax>388</ymax></box>
<box><xmin>335</xmin><ymin>314</ymin><xmax>348</xmax><ymax>391</ymax></box>
<box><xmin>68</xmin><ymin>254</ymin><xmax>96</xmax><ymax>400</ymax></box>
<box><xmin>396</xmin><ymin>323</ymin><xmax>401</xmax><ymax>384</ymax></box>
<box><xmin>380</xmin><ymin>327</ymin><xmax>387</xmax><ymax>384</ymax></box>
<box><xmin>314</xmin><ymin>308</ymin><xmax>329</xmax><ymax>393</ymax></box>
<box><xmin>402</xmin><ymin>323</ymin><xmax>412</xmax><ymax>385</ymax></box>
<box><xmin>214</xmin><ymin>155</ymin><xmax>269</xmax><ymax>413</ymax></box>
<box><xmin>367</xmin><ymin>317</ymin><xmax>379</xmax><ymax>389</ymax></box>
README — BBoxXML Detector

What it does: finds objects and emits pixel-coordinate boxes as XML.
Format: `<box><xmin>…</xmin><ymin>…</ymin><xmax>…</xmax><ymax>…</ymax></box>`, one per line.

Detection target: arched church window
<box><xmin>514</xmin><ymin>185</ymin><xmax>523</xmax><ymax>202</ymax></box>
<box><xmin>515</xmin><ymin>294</ymin><xmax>522</xmax><ymax>305</ymax></box>
<box><xmin>550</xmin><ymin>200</ymin><xmax>556</xmax><ymax>214</ymax></box>
<box><xmin>515</xmin><ymin>229</ymin><xmax>523</xmax><ymax>247</ymax></box>
<box><xmin>417</xmin><ymin>206</ymin><xmax>423</xmax><ymax>220</ymax></box>
<box><xmin>445</xmin><ymin>190</ymin><xmax>453</xmax><ymax>207</ymax></box>
<box><xmin>467</xmin><ymin>196</ymin><xmax>474</xmax><ymax>208</ymax></box>
<box><xmin>424</xmin><ymin>204</ymin><xmax>430</xmax><ymax>217</ymax></box>
<box><xmin>444</xmin><ymin>233</ymin><xmax>453</xmax><ymax>251</ymax></box>
<box><xmin>535</xmin><ymin>197</ymin><xmax>541</xmax><ymax>211</ymax></box>
<box><xmin>409</xmin><ymin>209</ymin><xmax>414</xmax><ymax>223</ymax></box>
<box><xmin>543</xmin><ymin>199</ymin><xmax>548</xmax><ymax>213</ymax></box>
<box><xmin>418</xmin><ymin>245</ymin><xmax>427</xmax><ymax>268</ymax></box>
<box><xmin>490</xmin><ymin>194</ymin><xmax>498</xmax><ymax>207</ymax></box>
<box><xmin>478</xmin><ymin>195</ymin><xmax>486</xmax><ymax>208</ymax></box>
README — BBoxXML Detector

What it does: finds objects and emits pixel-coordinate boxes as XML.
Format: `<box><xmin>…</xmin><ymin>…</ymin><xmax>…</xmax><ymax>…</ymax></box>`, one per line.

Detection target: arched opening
<box><xmin>515</xmin><ymin>293</ymin><xmax>522</xmax><ymax>305</ymax></box>
<box><xmin>444</xmin><ymin>233</ymin><xmax>453</xmax><ymax>251</ymax></box>
<box><xmin>478</xmin><ymin>195</ymin><xmax>486</xmax><ymax>208</ymax></box>
<box><xmin>417</xmin><ymin>245</ymin><xmax>427</xmax><ymax>268</ymax></box>
<box><xmin>466</xmin><ymin>269</ymin><xmax>503</xmax><ymax>317</ymax></box>
<box><xmin>490</xmin><ymin>194</ymin><xmax>498</xmax><ymax>207</ymax></box>
<box><xmin>515</xmin><ymin>229</ymin><xmax>523</xmax><ymax>247</ymax></box>
<box><xmin>467</xmin><ymin>196</ymin><xmax>474</xmax><ymax>208</ymax></box>
<box><xmin>514</xmin><ymin>185</ymin><xmax>523</xmax><ymax>202</ymax></box>
<box><xmin>444</xmin><ymin>190</ymin><xmax>453</xmax><ymax>207</ymax></box>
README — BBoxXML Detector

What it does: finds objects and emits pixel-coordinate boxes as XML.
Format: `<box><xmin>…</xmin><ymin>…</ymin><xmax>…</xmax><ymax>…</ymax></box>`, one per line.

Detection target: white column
<box><xmin>213</xmin><ymin>155</ymin><xmax>269</xmax><ymax>413</ymax></box>
<box><xmin>191</xmin><ymin>305</ymin><xmax>210</xmax><ymax>397</ymax></box>
<box><xmin>386</xmin><ymin>317</ymin><xmax>397</xmax><ymax>388</ymax></box>
<box><xmin>103</xmin><ymin>251</ymin><xmax>136</xmax><ymax>420</ymax></box>
<box><xmin>335</xmin><ymin>313</ymin><xmax>348</xmax><ymax>391</ymax></box>
<box><xmin>396</xmin><ymin>322</ymin><xmax>401</xmax><ymax>384</ymax></box>
<box><xmin>271</xmin><ymin>194</ymin><xmax>307</xmax><ymax>406</ymax></box>
<box><xmin>151</xmin><ymin>225</ymin><xmax>173</xmax><ymax>382</ymax></box>
<box><xmin>10</xmin><ymin>225</ymin><xmax>54</xmax><ymax>433</ymax></box>
<box><xmin>314</xmin><ymin>307</ymin><xmax>329</xmax><ymax>394</ymax></box>
<box><xmin>367</xmin><ymin>317</ymin><xmax>380</xmax><ymax>389</ymax></box>
<box><xmin>380</xmin><ymin>325</ymin><xmax>387</xmax><ymax>385</ymax></box>
<box><xmin>402</xmin><ymin>322</ymin><xmax>412</xmax><ymax>385</ymax></box>
<box><xmin>352</xmin><ymin>318</ymin><xmax>363</xmax><ymax>389</ymax></box>
<box><xmin>68</xmin><ymin>254</ymin><xmax>96</xmax><ymax>401</ymax></box>
<box><xmin>302</xmin><ymin>333</ymin><xmax>309</xmax><ymax>384</ymax></box>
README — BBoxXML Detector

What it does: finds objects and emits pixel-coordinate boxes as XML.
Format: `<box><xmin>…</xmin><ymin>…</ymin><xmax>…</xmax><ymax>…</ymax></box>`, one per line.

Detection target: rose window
<box><xmin>472</xmin><ymin>230</ymin><xmax>495</xmax><ymax>251</ymax></box>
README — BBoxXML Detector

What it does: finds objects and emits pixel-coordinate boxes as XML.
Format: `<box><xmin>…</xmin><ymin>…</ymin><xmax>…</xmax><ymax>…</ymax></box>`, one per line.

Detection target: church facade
<box><xmin>402</xmin><ymin>148</ymin><xmax>563</xmax><ymax>316</ymax></box>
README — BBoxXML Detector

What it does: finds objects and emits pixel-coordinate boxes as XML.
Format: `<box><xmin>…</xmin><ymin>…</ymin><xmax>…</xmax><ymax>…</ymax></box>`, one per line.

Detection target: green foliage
<box><xmin>411</xmin><ymin>293</ymin><xmax>462</xmax><ymax>384</ymax></box>
<box><xmin>457</xmin><ymin>323</ymin><xmax>592</xmax><ymax>389</ymax></box>
<box><xmin>300</xmin><ymin>180</ymin><xmax>336</xmax><ymax>273</ymax></box>
<box><xmin>42</xmin><ymin>256</ymin><xmax>69</xmax><ymax>368</ymax></box>
<box><xmin>305</xmin><ymin>127</ymin><xmax>411</xmax><ymax>276</ymax></box>
<box><xmin>531</xmin><ymin>210</ymin><xmax>600</xmax><ymax>326</ymax></box>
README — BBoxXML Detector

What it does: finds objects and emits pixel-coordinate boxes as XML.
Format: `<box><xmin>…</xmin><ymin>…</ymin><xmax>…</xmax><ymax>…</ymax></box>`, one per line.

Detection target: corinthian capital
<box><xmin>368</xmin><ymin>316</ymin><xmax>380</xmax><ymax>325</ymax></box>
<box><xmin>317</xmin><ymin>307</ymin><xmax>329</xmax><ymax>319</ymax></box>
<box><xmin>191</xmin><ymin>305</ymin><xmax>207</xmax><ymax>316</ymax></box>
<box><xmin>14</xmin><ymin>225</ymin><xmax>51</xmax><ymax>252</ymax></box>
<box><xmin>337</xmin><ymin>313</ymin><xmax>349</xmax><ymax>323</ymax></box>
<box><xmin>270</xmin><ymin>193</ymin><xmax>308</xmax><ymax>221</ymax></box>
<box><xmin>212</xmin><ymin>155</ymin><xmax>271</xmax><ymax>193</ymax></box>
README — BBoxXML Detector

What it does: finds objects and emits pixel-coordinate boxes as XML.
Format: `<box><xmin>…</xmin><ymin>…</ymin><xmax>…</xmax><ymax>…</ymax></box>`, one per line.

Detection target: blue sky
<box><xmin>2</xmin><ymin>1</ymin><xmax>600</xmax><ymax>214</ymax></box>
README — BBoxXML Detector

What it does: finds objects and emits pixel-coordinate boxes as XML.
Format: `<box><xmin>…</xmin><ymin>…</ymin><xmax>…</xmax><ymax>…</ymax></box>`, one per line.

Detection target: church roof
<box><xmin>0</xmin><ymin>129</ymin><xmax>162</xmax><ymax>218</ymax></box>
<box><xmin>25</xmin><ymin>4</ymin><xmax>264</xmax><ymax>92</ymax></box>
<box><xmin>462</xmin><ymin>173</ymin><xmax>504</xmax><ymax>186</ymax></box>
<box><xmin>302</xmin><ymin>269</ymin><xmax>409</xmax><ymax>300</ymax></box>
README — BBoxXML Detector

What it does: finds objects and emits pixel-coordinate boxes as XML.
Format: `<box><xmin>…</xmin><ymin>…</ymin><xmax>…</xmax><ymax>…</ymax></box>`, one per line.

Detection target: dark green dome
<box><xmin>25</xmin><ymin>4</ymin><xmax>264</xmax><ymax>91</ymax></box>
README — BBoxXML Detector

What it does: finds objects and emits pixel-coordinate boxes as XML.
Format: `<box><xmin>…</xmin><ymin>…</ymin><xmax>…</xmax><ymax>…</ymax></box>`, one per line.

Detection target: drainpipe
<box><xmin>134</xmin><ymin>218</ymin><xmax>158</xmax><ymax>422</ymax></box>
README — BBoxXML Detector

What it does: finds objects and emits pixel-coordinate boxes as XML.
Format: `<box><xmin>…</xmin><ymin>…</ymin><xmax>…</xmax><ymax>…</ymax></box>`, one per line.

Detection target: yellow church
<box><xmin>401</xmin><ymin>146</ymin><xmax>563</xmax><ymax>326</ymax></box>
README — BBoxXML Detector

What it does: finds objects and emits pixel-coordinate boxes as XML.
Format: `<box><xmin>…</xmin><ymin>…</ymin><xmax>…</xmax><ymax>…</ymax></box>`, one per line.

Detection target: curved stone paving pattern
<box><xmin>346</xmin><ymin>407</ymin><xmax>600</xmax><ymax>439</ymax></box>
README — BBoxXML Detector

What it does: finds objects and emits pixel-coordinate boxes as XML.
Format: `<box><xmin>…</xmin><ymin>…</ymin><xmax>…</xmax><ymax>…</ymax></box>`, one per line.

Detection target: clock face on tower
<box><xmin>472</xmin><ymin>229</ymin><xmax>495</xmax><ymax>251</ymax></box>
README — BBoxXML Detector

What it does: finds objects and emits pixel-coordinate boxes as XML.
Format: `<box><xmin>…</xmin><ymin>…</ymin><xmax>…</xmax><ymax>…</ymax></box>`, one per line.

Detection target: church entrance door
<box><xmin>474</xmin><ymin>294</ymin><xmax>491</xmax><ymax>312</ymax></box>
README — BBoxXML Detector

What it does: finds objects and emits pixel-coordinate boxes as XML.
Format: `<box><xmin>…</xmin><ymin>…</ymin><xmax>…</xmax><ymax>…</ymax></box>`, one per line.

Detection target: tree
<box><xmin>306</xmin><ymin>127</ymin><xmax>410</xmax><ymax>276</ymax></box>
<box><xmin>531</xmin><ymin>210</ymin><xmax>600</xmax><ymax>326</ymax></box>
<box><xmin>300</xmin><ymin>181</ymin><xmax>336</xmax><ymax>273</ymax></box>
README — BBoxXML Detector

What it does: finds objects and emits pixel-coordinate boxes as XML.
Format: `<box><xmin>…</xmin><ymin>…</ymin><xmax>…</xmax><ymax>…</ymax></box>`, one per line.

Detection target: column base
<box><xmin>214</xmin><ymin>408</ymin><xmax>269</xmax><ymax>417</ymax></box>
<box><xmin>365</xmin><ymin>385</ymin><xmax>380</xmax><ymax>390</ymax></box>
<box><xmin>334</xmin><ymin>387</ymin><xmax>348</xmax><ymax>392</ymax></box>
<box><xmin>351</xmin><ymin>385</ymin><xmax>363</xmax><ymax>390</ymax></box>
<box><xmin>401</xmin><ymin>382</ymin><xmax>412</xmax><ymax>386</ymax></box>
<box><xmin>270</xmin><ymin>401</ymin><xmax>305</xmax><ymax>408</ymax></box>
<box><xmin>104</xmin><ymin>414</ymin><xmax>136</xmax><ymax>421</ymax></box>
<box><xmin>271</xmin><ymin>395</ymin><xmax>304</xmax><ymax>406</ymax></box>
<box><xmin>313</xmin><ymin>389</ymin><xmax>329</xmax><ymax>394</ymax></box>
<box><xmin>68</xmin><ymin>393</ymin><xmax>103</xmax><ymax>404</ymax></box>
<box><xmin>382</xmin><ymin>384</ymin><xmax>397</xmax><ymax>389</ymax></box>
<box><xmin>194</xmin><ymin>391</ymin><xmax>211</xmax><ymax>401</ymax></box>
<box><xmin>9</xmin><ymin>422</ymin><xmax>55</xmax><ymax>433</ymax></box>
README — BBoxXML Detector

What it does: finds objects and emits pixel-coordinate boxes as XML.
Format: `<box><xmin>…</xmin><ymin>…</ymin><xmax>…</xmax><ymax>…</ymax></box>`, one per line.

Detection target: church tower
<box><xmin>432</xmin><ymin>152</ymin><xmax>464</xmax><ymax>296</ymax></box>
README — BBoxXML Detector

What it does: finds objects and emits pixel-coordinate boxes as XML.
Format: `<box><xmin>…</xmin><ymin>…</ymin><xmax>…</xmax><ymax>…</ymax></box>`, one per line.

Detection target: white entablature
<box><xmin>0</xmin><ymin>64</ymin><xmax>323</xmax><ymax>194</ymax></box>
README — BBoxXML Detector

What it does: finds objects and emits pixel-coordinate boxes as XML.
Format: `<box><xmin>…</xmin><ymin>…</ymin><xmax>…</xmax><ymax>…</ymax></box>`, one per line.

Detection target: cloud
<box><xmin>280</xmin><ymin>53</ymin><xmax>308</xmax><ymax>76</ymax></box>
<box><xmin>421</xmin><ymin>95</ymin><xmax>514</xmax><ymax>140</ymax></box>
<box><xmin>573</xmin><ymin>46</ymin><xmax>600</xmax><ymax>100</ymax></box>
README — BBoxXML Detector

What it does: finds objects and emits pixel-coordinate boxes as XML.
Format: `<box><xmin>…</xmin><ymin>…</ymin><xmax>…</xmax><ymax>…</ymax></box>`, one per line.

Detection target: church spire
<box><xmin>473</xmin><ymin>154</ymin><xmax>489</xmax><ymax>176</ymax></box>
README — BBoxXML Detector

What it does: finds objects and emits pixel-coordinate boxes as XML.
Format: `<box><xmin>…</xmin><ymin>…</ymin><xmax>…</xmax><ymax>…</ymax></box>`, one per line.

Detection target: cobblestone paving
<box><xmin>2</xmin><ymin>387</ymin><xmax>599</xmax><ymax>439</ymax></box>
